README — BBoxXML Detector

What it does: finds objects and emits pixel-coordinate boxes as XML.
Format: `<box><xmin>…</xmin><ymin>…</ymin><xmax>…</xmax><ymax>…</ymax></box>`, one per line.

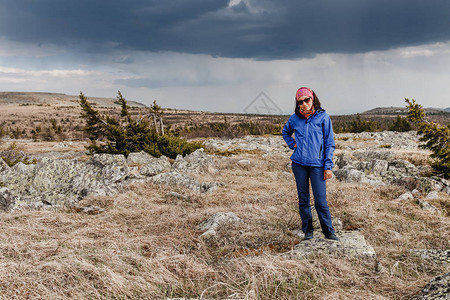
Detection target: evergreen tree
<box><xmin>389</xmin><ymin>115</ymin><xmax>412</xmax><ymax>132</ymax></box>
<box><xmin>349</xmin><ymin>114</ymin><xmax>379</xmax><ymax>133</ymax></box>
<box><xmin>405</xmin><ymin>98</ymin><xmax>449</xmax><ymax>178</ymax></box>
<box><xmin>79</xmin><ymin>91</ymin><xmax>202</xmax><ymax>158</ymax></box>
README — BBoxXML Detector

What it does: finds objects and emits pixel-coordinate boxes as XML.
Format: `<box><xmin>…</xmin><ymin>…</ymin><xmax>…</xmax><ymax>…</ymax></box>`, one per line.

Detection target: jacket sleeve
<box><xmin>323</xmin><ymin>115</ymin><xmax>335</xmax><ymax>170</ymax></box>
<box><xmin>282</xmin><ymin>116</ymin><xmax>296</xmax><ymax>150</ymax></box>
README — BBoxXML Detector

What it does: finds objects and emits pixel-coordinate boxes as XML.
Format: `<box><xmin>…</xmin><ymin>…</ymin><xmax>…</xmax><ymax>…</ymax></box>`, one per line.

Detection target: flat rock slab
<box><xmin>283</xmin><ymin>231</ymin><xmax>376</xmax><ymax>260</ymax></box>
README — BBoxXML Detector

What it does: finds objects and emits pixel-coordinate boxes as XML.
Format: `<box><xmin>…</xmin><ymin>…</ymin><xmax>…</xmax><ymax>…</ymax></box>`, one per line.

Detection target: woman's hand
<box><xmin>324</xmin><ymin>170</ymin><xmax>332</xmax><ymax>180</ymax></box>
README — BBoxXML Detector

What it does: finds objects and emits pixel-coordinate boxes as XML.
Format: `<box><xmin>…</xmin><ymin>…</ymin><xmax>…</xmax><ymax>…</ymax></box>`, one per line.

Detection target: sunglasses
<box><xmin>296</xmin><ymin>97</ymin><xmax>312</xmax><ymax>105</ymax></box>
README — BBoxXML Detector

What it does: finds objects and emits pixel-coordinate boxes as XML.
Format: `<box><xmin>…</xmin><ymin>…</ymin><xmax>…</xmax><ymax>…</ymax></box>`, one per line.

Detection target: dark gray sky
<box><xmin>1</xmin><ymin>0</ymin><xmax>449</xmax><ymax>58</ymax></box>
<box><xmin>0</xmin><ymin>0</ymin><xmax>449</xmax><ymax>113</ymax></box>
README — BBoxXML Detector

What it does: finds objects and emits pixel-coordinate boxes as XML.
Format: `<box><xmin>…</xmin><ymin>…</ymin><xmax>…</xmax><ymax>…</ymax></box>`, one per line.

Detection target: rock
<box><xmin>75</xmin><ymin>205</ymin><xmax>105</xmax><ymax>215</ymax></box>
<box><xmin>418</xmin><ymin>177</ymin><xmax>445</xmax><ymax>192</ymax></box>
<box><xmin>0</xmin><ymin>157</ymin><xmax>9</xmax><ymax>173</ymax></box>
<box><xmin>346</xmin><ymin>169</ymin><xmax>365</xmax><ymax>183</ymax></box>
<box><xmin>165</xmin><ymin>192</ymin><xmax>187</xmax><ymax>200</ymax></box>
<box><xmin>410</xmin><ymin>272</ymin><xmax>450</xmax><ymax>300</ymax></box>
<box><xmin>139</xmin><ymin>156</ymin><xmax>171</xmax><ymax>176</ymax></box>
<box><xmin>332</xmin><ymin>168</ymin><xmax>352</xmax><ymax>181</ymax></box>
<box><xmin>425</xmin><ymin>191</ymin><xmax>439</xmax><ymax>200</ymax></box>
<box><xmin>391</xmin><ymin>176</ymin><xmax>418</xmax><ymax>191</ymax></box>
<box><xmin>283</xmin><ymin>231</ymin><xmax>376</xmax><ymax>260</ymax></box>
<box><xmin>88</xmin><ymin>154</ymin><xmax>129</xmax><ymax>183</ymax></box>
<box><xmin>199</xmin><ymin>229</ymin><xmax>217</xmax><ymax>240</ymax></box>
<box><xmin>171</xmin><ymin>149</ymin><xmax>213</xmax><ymax>173</ymax></box>
<box><xmin>0</xmin><ymin>187</ymin><xmax>16</xmax><ymax>211</ymax></box>
<box><xmin>53</xmin><ymin>141</ymin><xmax>72</xmax><ymax>148</ymax></box>
<box><xmin>2</xmin><ymin>154</ymin><xmax>129</xmax><ymax>207</ymax></box>
<box><xmin>444</xmin><ymin>186</ymin><xmax>450</xmax><ymax>195</ymax></box>
<box><xmin>198</xmin><ymin>212</ymin><xmax>242</xmax><ymax>231</ymax></box>
<box><xmin>28</xmin><ymin>151</ymin><xmax>83</xmax><ymax>161</ymax></box>
<box><xmin>417</xmin><ymin>199</ymin><xmax>440</xmax><ymax>214</ymax></box>
<box><xmin>410</xmin><ymin>249</ymin><xmax>450</xmax><ymax>264</ymax></box>
<box><xmin>198</xmin><ymin>212</ymin><xmax>242</xmax><ymax>239</ymax></box>
<box><xmin>11</xmin><ymin>162</ymin><xmax>35</xmax><ymax>174</ymax></box>
<box><xmin>126</xmin><ymin>151</ymin><xmax>156</xmax><ymax>165</ymax></box>
<box><xmin>334</xmin><ymin>152</ymin><xmax>353</xmax><ymax>169</ymax></box>
<box><xmin>412</xmin><ymin>189</ymin><xmax>421</xmax><ymax>195</ymax></box>
<box><xmin>204</xmin><ymin>136</ymin><xmax>288</xmax><ymax>156</ymax></box>
<box><xmin>151</xmin><ymin>171</ymin><xmax>219</xmax><ymax>193</ymax></box>
<box><xmin>237</xmin><ymin>159</ymin><xmax>251</xmax><ymax>168</ymax></box>
<box><xmin>360</xmin><ymin>175</ymin><xmax>386</xmax><ymax>187</ymax></box>
<box><xmin>353</xmin><ymin>150</ymin><xmax>394</xmax><ymax>161</ymax></box>
<box><xmin>397</xmin><ymin>192</ymin><xmax>414</xmax><ymax>200</ymax></box>
<box><xmin>366</xmin><ymin>159</ymin><xmax>389</xmax><ymax>176</ymax></box>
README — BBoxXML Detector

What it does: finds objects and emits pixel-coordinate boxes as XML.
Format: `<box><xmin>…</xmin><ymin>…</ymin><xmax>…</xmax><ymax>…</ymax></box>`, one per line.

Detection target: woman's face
<box><xmin>297</xmin><ymin>95</ymin><xmax>313</xmax><ymax>111</ymax></box>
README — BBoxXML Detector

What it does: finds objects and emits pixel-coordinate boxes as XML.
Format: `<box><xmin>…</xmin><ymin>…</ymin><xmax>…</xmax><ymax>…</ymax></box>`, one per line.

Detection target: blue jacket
<box><xmin>282</xmin><ymin>109</ymin><xmax>335</xmax><ymax>170</ymax></box>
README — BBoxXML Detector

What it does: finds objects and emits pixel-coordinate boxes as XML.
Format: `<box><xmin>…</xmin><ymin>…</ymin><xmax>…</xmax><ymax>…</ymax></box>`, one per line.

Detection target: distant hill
<box><xmin>362</xmin><ymin>106</ymin><xmax>449</xmax><ymax>115</ymax></box>
<box><xmin>0</xmin><ymin>92</ymin><xmax>146</xmax><ymax>107</ymax></box>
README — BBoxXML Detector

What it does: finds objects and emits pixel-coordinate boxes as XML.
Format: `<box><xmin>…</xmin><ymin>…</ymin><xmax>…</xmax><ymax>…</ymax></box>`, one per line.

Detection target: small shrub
<box><xmin>379</xmin><ymin>144</ymin><xmax>392</xmax><ymax>148</ymax></box>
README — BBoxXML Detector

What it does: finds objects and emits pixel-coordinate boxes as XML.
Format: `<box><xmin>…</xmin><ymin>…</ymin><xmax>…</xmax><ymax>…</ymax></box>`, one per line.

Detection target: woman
<box><xmin>282</xmin><ymin>87</ymin><xmax>339</xmax><ymax>241</ymax></box>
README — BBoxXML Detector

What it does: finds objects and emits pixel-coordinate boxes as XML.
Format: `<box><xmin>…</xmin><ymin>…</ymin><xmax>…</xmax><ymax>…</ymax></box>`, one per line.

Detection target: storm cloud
<box><xmin>1</xmin><ymin>0</ymin><xmax>449</xmax><ymax>59</ymax></box>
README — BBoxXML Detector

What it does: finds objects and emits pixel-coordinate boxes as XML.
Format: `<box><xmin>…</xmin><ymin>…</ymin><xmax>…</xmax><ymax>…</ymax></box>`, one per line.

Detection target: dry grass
<box><xmin>0</xmin><ymin>151</ymin><xmax>449</xmax><ymax>299</ymax></box>
<box><xmin>393</xmin><ymin>150</ymin><xmax>433</xmax><ymax>166</ymax></box>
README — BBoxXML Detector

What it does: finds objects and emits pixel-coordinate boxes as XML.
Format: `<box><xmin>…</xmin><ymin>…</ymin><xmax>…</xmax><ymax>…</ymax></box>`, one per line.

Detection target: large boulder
<box><xmin>171</xmin><ymin>148</ymin><xmax>213</xmax><ymax>173</ymax></box>
<box><xmin>139</xmin><ymin>156</ymin><xmax>171</xmax><ymax>176</ymax></box>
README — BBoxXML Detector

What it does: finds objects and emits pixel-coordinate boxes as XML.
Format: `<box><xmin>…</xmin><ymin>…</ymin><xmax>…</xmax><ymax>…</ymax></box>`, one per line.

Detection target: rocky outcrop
<box><xmin>0</xmin><ymin>149</ymin><xmax>220</xmax><ymax>211</ymax></box>
<box><xmin>332</xmin><ymin>151</ymin><xmax>448</xmax><ymax>193</ymax></box>
<box><xmin>410</xmin><ymin>272</ymin><xmax>450</xmax><ymax>300</ymax></box>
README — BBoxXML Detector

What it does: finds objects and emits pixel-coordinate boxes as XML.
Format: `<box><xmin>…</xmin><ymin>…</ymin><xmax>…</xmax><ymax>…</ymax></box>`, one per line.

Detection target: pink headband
<box><xmin>296</xmin><ymin>87</ymin><xmax>314</xmax><ymax>101</ymax></box>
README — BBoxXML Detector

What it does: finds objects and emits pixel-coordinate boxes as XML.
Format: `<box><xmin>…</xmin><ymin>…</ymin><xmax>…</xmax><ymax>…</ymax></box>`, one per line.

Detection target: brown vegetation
<box><xmin>0</xmin><ymin>151</ymin><xmax>448</xmax><ymax>299</ymax></box>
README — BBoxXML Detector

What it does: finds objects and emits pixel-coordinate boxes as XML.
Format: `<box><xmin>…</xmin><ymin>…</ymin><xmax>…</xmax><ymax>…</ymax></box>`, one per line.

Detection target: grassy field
<box><xmin>0</xmin><ymin>146</ymin><xmax>448</xmax><ymax>299</ymax></box>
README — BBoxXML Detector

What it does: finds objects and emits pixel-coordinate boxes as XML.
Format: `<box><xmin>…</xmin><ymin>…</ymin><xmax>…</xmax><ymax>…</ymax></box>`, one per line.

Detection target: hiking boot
<box><xmin>325</xmin><ymin>234</ymin><xmax>340</xmax><ymax>241</ymax></box>
<box><xmin>303</xmin><ymin>232</ymin><xmax>313</xmax><ymax>241</ymax></box>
